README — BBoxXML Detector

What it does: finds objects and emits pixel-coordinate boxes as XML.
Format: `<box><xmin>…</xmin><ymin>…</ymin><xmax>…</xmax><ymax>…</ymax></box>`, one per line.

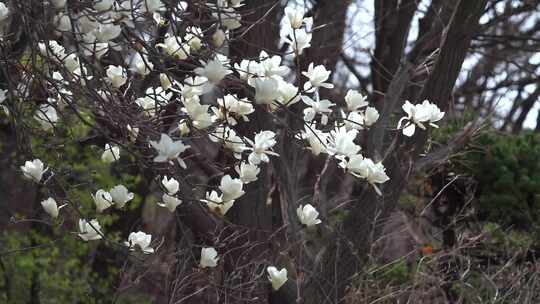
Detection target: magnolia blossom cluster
<box><xmin>9</xmin><ymin>0</ymin><xmax>448</xmax><ymax>293</ymax></box>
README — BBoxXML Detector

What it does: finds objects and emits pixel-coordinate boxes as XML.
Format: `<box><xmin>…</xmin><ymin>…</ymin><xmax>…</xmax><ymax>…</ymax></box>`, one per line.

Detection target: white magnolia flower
<box><xmin>364</xmin><ymin>107</ymin><xmax>380</xmax><ymax>127</ymax></box>
<box><xmin>125</xmin><ymin>231</ymin><xmax>154</xmax><ymax>254</ymax></box>
<box><xmin>161</xmin><ymin>176</ymin><xmax>179</xmax><ymax>195</ymax></box>
<box><xmin>136</xmin><ymin>87</ymin><xmax>172</xmax><ymax>116</ymax></box>
<box><xmin>327</xmin><ymin>126</ymin><xmax>361</xmax><ymax>158</ymax></box>
<box><xmin>284</xmin><ymin>7</ymin><xmax>310</xmax><ymax>29</ymax></box>
<box><xmin>345</xmin><ymin>90</ymin><xmax>369</xmax><ymax>112</ymax></box>
<box><xmin>235</xmin><ymin>162</ymin><xmax>260</xmax><ymax>184</ymax></box>
<box><xmin>41</xmin><ymin>197</ymin><xmax>60</xmax><ymax>218</ymax></box>
<box><xmin>92</xmin><ymin>189</ymin><xmax>113</xmax><ymax>213</ymax></box>
<box><xmin>219</xmin><ymin>175</ymin><xmax>245</xmax><ymax>201</ymax></box>
<box><xmin>179</xmin><ymin>76</ymin><xmax>209</xmax><ymax>99</ymax></box>
<box><xmin>340</xmin><ymin>155</ymin><xmax>389</xmax><ymax>195</ymax></box>
<box><xmin>95</xmin><ymin>23</ymin><xmax>122</xmax><ymax>42</ymax></box>
<box><xmin>0</xmin><ymin>2</ymin><xmax>9</xmax><ymax>22</ymax></box>
<box><xmin>127</xmin><ymin>124</ymin><xmax>139</xmax><ymax>142</ymax></box>
<box><xmin>267</xmin><ymin>266</ymin><xmax>288</xmax><ymax>290</ymax></box>
<box><xmin>35</xmin><ymin>104</ymin><xmax>58</xmax><ymax>131</ymax></box>
<box><xmin>252</xmin><ymin>78</ymin><xmax>280</xmax><ymax>105</ymax></box>
<box><xmin>178</xmin><ymin>120</ymin><xmax>190</xmax><ymax>135</ymax></box>
<box><xmin>212</xmin><ymin>29</ymin><xmax>226</xmax><ymax>47</ymax></box>
<box><xmin>160</xmin><ymin>73</ymin><xmax>172</xmax><ymax>90</ymax></box>
<box><xmin>159</xmin><ymin>193</ymin><xmax>182</xmax><ymax>212</ymax></box>
<box><xmin>21</xmin><ymin>159</ymin><xmax>47</xmax><ymax>183</ymax></box>
<box><xmin>78</xmin><ymin>219</ymin><xmax>103</xmax><ymax>241</ymax></box>
<box><xmin>200</xmin><ymin>247</ymin><xmax>219</xmax><ymax>268</ymax></box>
<box><xmin>398</xmin><ymin>100</ymin><xmax>444</xmax><ymax>137</ymax></box>
<box><xmin>344</xmin><ymin>111</ymin><xmax>365</xmax><ymax>131</ymax></box>
<box><xmin>194</xmin><ymin>56</ymin><xmax>232</xmax><ymax>84</ymax></box>
<box><xmin>285</xmin><ymin>28</ymin><xmax>311</xmax><ymax>55</ymax></box>
<box><xmin>245</xmin><ymin>130</ymin><xmax>278</xmax><ymax>165</ymax></box>
<box><xmin>259</xmin><ymin>51</ymin><xmax>289</xmax><ymax>78</ymax></box>
<box><xmin>301</xmin><ymin>95</ymin><xmax>335</xmax><ymax>124</ymax></box>
<box><xmin>94</xmin><ymin>0</ymin><xmax>114</xmax><ymax>11</ymax></box>
<box><xmin>130</xmin><ymin>52</ymin><xmax>154</xmax><ymax>76</ymax></box>
<box><xmin>302</xmin><ymin>63</ymin><xmax>334</xmax><ymax>92</ymax></box>
<box><xmin>300</xmin><ymin>125</ymin><xmax>328</xmax><ymax>156</ymax></box>
<box><xmin>423</xmin><ymin>100</ymin><xmax>445</xmax><ymax>127</ymax></box>
<box><xmin>216</xmin><ymin>94</ymin><xmax>254</xmax><ymax>123</ymax></box>
<box><xmin>184</xmin><ymin>26</ymin><xmax>203</xmax><ymax>51</ymax></box>
<box><xmin>106</xmin><ymin>65</ymin><xmax>127</xmax><ymax>88</ymax></box>
<box><xmin>210</xmin><ymin>126</ymin><xmax>247</xmax><ymax>158</ymax></box>
<box><xmin>157</xmin><ymin>35</ymin><xmax>190</xmax><ymax>59</ymax></box>
<box><xmin>38</xmin><ymin>40</ymin><xmax>66</xmax><ymax>61</ymax></box>
<box><xmin>234</xmin><ymin>59</ymin><xmax>262</xmax><ymax>81</ymax></box>
<box><xmin>297</xmin><ymin>204</ymin><xmax>322</xmax><ymax>227</ymax></box>
<box><xmin>54</xmin><ymin>13</ymin><xmax>72</xmax><ymax>33</ymax></box>
<box><xmin>101</xmin><ymin>144</ymin><xmax>120</xmax><ymax>163</ymax></box>
<box><xmin>182</xmin><ymin>96</ymin><xmax>213</xmax><ymax>129</ymax></box>
<box><xmin>150</xmin><ymin>134</ymin><xmax>190</xmax><ymax>167</ymax></box>
<box><xmin>63</xmin><ymin>53</ymin><xmax>80</xmax><ymax>73</ymax></box>
<box><xmin>275</xmin><ymin>80</ymin><xmax>300</xmax><ymax>109</ymax></box>
<box><xmin>109</xmin><ymin>184</ymin><xmax>134</xmax><ymax>208</ymax></box>
<box><xmin>202</xmin><ymin>190</ymin><xmax>234</xmax><ymax>215</ymax></box>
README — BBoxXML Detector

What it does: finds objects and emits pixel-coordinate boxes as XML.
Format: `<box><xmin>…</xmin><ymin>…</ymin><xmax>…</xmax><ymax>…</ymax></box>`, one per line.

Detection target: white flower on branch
<box><xmin>21</xmin><ymin>159</ymin><xmax>48</xmax><ymax>183</ymax></box>
<box><xmin>302</xmin><ymin>63</ymin><xmax>334</xmax><ymax>92</ymax></box>
<box><xmin>398</xmin><ymin>100</ymin><xmax>444</xmax><ymax>137</ymax></box>
<box><xmin>301</xmin><ymin>95</ymin><xmax>335</xmax><ymax>125</ymax></box>
<box><xmin>150</xmin><ymin>134</ymin><xmax>190</xmax><ymax>167</ymax></box>
<box><xmin>194</xmin><ymin>55</ymin><xmax>232</xmax><ymax>85</ymax></box>
<box><xmin>339</xmin><ymin>155</ymin><xmax>390</xmax><ymax>195</ymax></box>
<box><xmin>181</xmin><ymin>96</ymin><xmax>213</xmax><ymax>129</ymax></box>
<box><xmin>110</xmin><ymin>184</ymin><xmax>134</xmax><ymax>208</ymax></box>
<box><xmin>41</xmin><ymin>197</ymin><xmax>62</xmax><ymax>218</ymax></box>
<box><xmin>251</xmin><ymin>77</ymin><xmax>280</xmax><ymax>105</ymax></box>
<box><xmin>284</xmin><ymin>28</ymin><xmax>312</xmax><ymax>55</ymax></box>
<box><xmin>158</xmin><ymin>193</ymin><xmax>182</xmax><ymax>212</ymax></box>
<box><xmin>299</xmin><ymin>125</ymin><xmax>328</xmax><ymax>156</ymax></box>
<box><xmin>106</xmin><ymin>65</ymin><xmax>127</xmax><ymax>88</ymax></box>
<box><xmin>267</xmin><ymin>266</ymin><xmax>288</xmax><ymax>290</ymax></box>
<box><xmin>235</xmin><ymin>162</ymin><xmax>260</xmax><ymax>184</ymax></box>
<box><xmin>161</xmin><ymin>176</ymin><xmax>179</xmax><ymax>195</ymax></box>
<box><xmin>125</xmin><ymin>231</ymin><xmax>154</xmax><ymax>254</ymax></box>
<box><xmin>92</xmin><ymin>189</ymin><xmax>113</xmax><ymax>213</ymax></box>
<box><xmin>344</xmin><ymin>90</ymin><xmax>369</xmax><ymax>112</ymax></box>
<box><xmin>78</xmin><ymin>219</ymin><xmax>103</xmax><ymax>241</ymax></box>
<box><xmin>34</xmin><ymin>104</ymin><xmax>58</xmax><ymax>131</ymax></box>
<box><xmin>101</xmin><ymin>144</ymin><xmax>120</xmax><ymax>163</ymax></box>
<box><xmin>130</xmin><ymin>52</ymin><xmax>154</xmax><ymax>76</ymax></box>
<box><xmin>245</xmin><ymin>130</ymin><xmax>278</xmax><ymax>165</ymax></box>
<box><xmin>202</xmin><ymin>190</ymin><xmax>234</xmax><ymax>216</ymax></box>
<box><xmin>210</xmin><ymin>126</ymin><xmax>247</xmax><ymax>158</ymax></box>
<box><xmin>200</xmin><ymin>247</ymin><xmax>219</xmax><ymax>268</ymax></box>
<box><xmin>297</xmin><ymin>204</ymin><xmax>322</xmax><ymax>227</ymax></box>
<box><xmin>156</xmin><ymin>34</ymin><xmax>190</xmax><ymax>60</ymax></box>
<box><xmin>326</xmin><ymin>126</ymin><xmax>361</xmax><ymax>158</ymax></box>
<box><xmin>258</xmin><ymin>50</ymin><xmax>290</xmax><ymax>78</ymax></box>
<box><xmin>219</xmin><ymin>175</ymin><xmax>245</xmax><ymax>201</ymax></box>
<box><xmin>0</xmin><ymin>2</ymin><xmax>9</xmax><ymax>22</ymax></box>
<box><xmin>284</xmin><ymin>6</ymin><xmax>311</xmax><ymax>29</ymax></box>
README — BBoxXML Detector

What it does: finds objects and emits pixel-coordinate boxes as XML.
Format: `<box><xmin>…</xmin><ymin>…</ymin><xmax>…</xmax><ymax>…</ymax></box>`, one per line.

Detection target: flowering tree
<box><xmin>0</xmin><ymin>0</ymin><xmax>496</xmax><ymax>303</ymax></box>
